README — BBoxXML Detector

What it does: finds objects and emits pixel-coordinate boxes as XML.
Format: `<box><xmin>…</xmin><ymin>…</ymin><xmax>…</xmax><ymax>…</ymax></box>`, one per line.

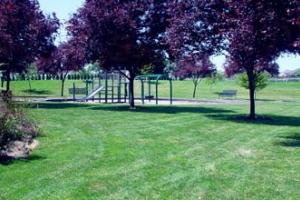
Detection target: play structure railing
<box><xmin>69</xmin><ymin>71</ymin><xmax>128</xmax><ymax>103</ymax></box>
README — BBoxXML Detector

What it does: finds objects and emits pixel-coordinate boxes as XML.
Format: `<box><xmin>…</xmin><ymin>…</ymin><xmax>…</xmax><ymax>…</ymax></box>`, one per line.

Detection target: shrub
<box><xmin>0</xmin><ymin>102</ymin><xmax>39</xmax><ymax>152</ymax></box>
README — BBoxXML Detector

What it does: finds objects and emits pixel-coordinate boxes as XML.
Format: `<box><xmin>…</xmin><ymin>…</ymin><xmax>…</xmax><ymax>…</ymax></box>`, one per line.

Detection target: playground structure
<box><xmin>69</xmin><ymin>71</ymin><xmax>173</xmax><ymax>105</ymax></box>
<box><xmin>69</xmin><ymin>71</ymin><xmax>128</xmax><ymax>103</ymax></box>
<box><xmin>136</xmin><ymin>74</ymin><xmax>173</xmax><ymax>105</ymax></box>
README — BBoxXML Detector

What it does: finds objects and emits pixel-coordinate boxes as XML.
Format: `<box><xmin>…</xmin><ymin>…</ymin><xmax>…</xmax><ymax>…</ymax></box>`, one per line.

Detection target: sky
<box><xmin>39</xmin><ymin>0</ymin><xmax>299</xmax><ymax>73</ymax></box>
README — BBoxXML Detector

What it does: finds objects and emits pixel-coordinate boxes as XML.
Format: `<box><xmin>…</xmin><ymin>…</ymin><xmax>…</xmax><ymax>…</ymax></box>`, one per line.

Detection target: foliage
<box><xmin>205</xmin><ymin>72</ymin><xmax>224</xmax><ymax>88</ymax></box>
<box><xmin>0</xmin><ymin>0</ymin><xmax>59</xmax><ymax>91</ymax></box>
<box><xmin>24</xmin><ymin>64</ymin><xmax>38</xmax><ymax>91</ymax></box>
<box><xmin>167</xmin><ymin>0</ymin><xmax>226</xmax><ymax>60</ymax></box>
<box><xmin>0</xmin><ymin>102</ymin><xmax>39</xmax><ymax>151</ymax></box>
<box><xmin>36</xmin><ymin>41</ymin><xmax>85</xmax><ymax>96</ymax></box>
<box><xmin>67</xmin><ymin>0</ymin><xmax>170</xmax><ymax>108</ymax></box>
<box><xmin>163</xmin><ymin>59</ymin><xmax>177</xmax><ymax>78</ymax></box>
<box><xmin>175</xmin><ymin>54</ymin><xmax>216</xmax><ymax>98</ymax></box>
<box><xmin>223</xmin><ymin>0</ymin><xmax>297</xmax><ymax>119</ymax></box>
<box><xmin>238</xmin><ymin>72</ymin><xmax>269</xmax><ymax>92</ymax></box>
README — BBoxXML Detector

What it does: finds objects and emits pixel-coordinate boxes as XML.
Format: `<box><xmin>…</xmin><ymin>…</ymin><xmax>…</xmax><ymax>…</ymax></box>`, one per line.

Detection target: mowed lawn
<box><xmin>0</xmin><ymin>81</ymin><xmax>300</xmax><ymax>199</ymax></box>
<box><xmin>6</xmin><ymin>79</ymin><xmax>300</xmax><ymax>101</ymax></box>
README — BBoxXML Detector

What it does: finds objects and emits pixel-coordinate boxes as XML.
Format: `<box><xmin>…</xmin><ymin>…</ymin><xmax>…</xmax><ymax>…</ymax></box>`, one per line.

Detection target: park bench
<box><xmin>68</xmin><ymin>88</ymin><xmax>87</xmax><ymax>95</ymax></box>
<box><xmin>145</xmin><ymin>95</ymin><xmax>154</xmax><ymax>100</ymax></box>
<box><xmin>218</xmin><ymin>90</ymin><xmax>237</xmax><ymax>98</ymax></box>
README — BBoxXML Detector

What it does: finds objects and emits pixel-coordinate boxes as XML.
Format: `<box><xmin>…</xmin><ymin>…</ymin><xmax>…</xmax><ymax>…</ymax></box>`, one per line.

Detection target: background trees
<box><xmin>224</xmin><ymin>0</ymin><xmax>299</xmax><ymax>119</ymax></box>
<box><xmin>176</xmin><ymin>54</ymin><xmax>216</xmax><ymax>98</ymax></box>
<box><xmin>0</xmin><ymin>0</ymin><xmax>59</xmax><ymax>92</ymax></box>
<box><xmin>166</xmin><ymin>0</ymin><xmax>225</xmax><ymax>98</ymax></box>
<box><xmin>37</xmin><ymin>40</ymin><xmax>85</xmax><ymax>96</ymax></box>
<box><xmin>67</xmin><ymin>0</ymin><xmax>170</xmax><ymax>108</ymax></box>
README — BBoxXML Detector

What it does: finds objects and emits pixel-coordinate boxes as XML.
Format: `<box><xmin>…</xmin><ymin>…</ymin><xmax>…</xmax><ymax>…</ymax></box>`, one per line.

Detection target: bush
<box><xmin>0</xmin><ymin>102</ymin><xmax>39</xmax><ymax>152</ymax></box>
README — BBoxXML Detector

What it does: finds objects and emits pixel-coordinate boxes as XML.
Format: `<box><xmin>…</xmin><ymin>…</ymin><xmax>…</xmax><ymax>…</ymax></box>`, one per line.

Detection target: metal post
<box><xmin>141</xmin><ymin>80</ymin><xmax>145</xmax><ymax>105</ymax></box>
<box><xmin>156</xmin><ymin>79</ymin><xmax>159</xmax><ymax>105</ymax></box>
<box><xmin>92</xmin><ymin>80</ymin><xmax>95</xmax><ymax>102</ymax></box>
<box><xmin>124</xmin><ymin>82</ymin><xmax>127</xmax><ymax>103</ymax></box>
<box><xmin>105</xmin><ymin>72</ymin><xmax>108</xmax><ymax>103</ymax></box>
<box><xmin>85</xmin><ymin>81</ymin><xmax>89</xmax><ymax>102</ymax></box>
<box><xmin>99</xmin><ymin>73</ymin><xmax>101</xmax><ymax>103</ymax></box>
<box><xmin>170</xmin><ymin>79</ymin><xmax>173</xmax><ymax>105</ymax></box>
<box><xmin>118</xmin><ymin>73</ymin><xmax>121</xmax><ymax>103</ymax></box>
<box><xmin>148</xmin><ymin>78</ymin><xmax>151</xmax><ymax>102</ymax></box>
<box><xmin>112</xmin><ymin>73</ymin><xmax>115</xmax><ymax>103</ymax></box>
<box><xmin>73</xmin><ymin>82</ymin><xmax>76</xmax><ymax>101</ymax></box>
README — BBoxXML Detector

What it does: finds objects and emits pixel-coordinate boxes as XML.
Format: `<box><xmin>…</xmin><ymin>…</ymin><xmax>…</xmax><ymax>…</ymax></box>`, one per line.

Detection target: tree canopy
<box><xmin>224</xmin><ymin>0</ymin><xmax>299</xmax><ymax>119</ymax></box>
<box><xmin>0</xmin><ymin>0</ymin><xmax>59</xmax><ymax>91</ymax></box>
<box><xmin>67</xmin><ymin>0</ymin><xmax>171</xmax><ymax>108</ymax></box>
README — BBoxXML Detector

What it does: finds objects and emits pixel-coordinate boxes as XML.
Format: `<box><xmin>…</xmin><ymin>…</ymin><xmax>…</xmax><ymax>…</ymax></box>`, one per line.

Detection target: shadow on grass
<box><xmin>206</xmin><ymin>114</ymin><xmax>300</xmax><ymax>127</ymax></box>
<box><xmin>32</xmin><ymin>103</ymin><xmax>90</xmax><ymax>109</ymax></box>
<box><xmin>0</xmin><ymin>155</ymin><xmax>45</xmax><ymax>166</ymax></box>
<box><xmin>89</xmin><ymin>105</ymin><xmax>235</xmax><ymax>114</ymax></box>
<box><xmin>22</xmin><ymin>89</ymin><xmax>53</xmax><ymax>95</ymax></box>
<box><xmin>276</xmin><ymin>134</ymin><xmax>300</xmax><ymax>147</ymax></box>
<box><xmin>32</xmin><ymin>103</ymin><xmax>235</xmax><ymax>114</ymax></box>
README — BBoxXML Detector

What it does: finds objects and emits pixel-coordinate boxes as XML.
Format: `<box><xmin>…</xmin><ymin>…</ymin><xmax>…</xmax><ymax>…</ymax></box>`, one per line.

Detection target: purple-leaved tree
<box><xmin>224</xmin><ymin>0</ymin><xmax>299</xmax><ymax>119</ymax></box>
<box><xmin>0</xmin><ymin>0</ymin><xmax>59</xmax><ymax>92</ymax></box>
<box><xmin>37</xmin><ymin>39</ymin><xmax>86</xmax><ymax>97</ymax></box>
<box><xmin>176</xmin><ymin>54</ymin><xmax>216</xmax><ymax>98</ymax></box>
<box><xmin>67</xmin><ymin>0</ymin><xmax>170</xmax><ymax>108</ymax></box>
<box><xmin>167</xmin><ymin>0</ymin><xmax>226</xmax><ymax>98</ymax></box>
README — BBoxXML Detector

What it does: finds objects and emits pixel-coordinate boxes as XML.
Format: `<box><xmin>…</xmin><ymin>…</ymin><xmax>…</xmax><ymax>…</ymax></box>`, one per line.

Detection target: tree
<box><xmin>0</xmin><ymin>0</ymin><xmax>59</xmax><ymax>92</ymax></box>
<box><xmin>224</xmin><ymin>0</ymin><xmax>298</xmax><ymax>119</ymax></box>
<box><xmin>205</xmin><ymin>72</ymin><xmax>224</xmax><ymax>91</ymax></box>
<box><xmin>167</xmin><ymin>0</ymin><xmax>226</xmax><ymax>97</ymax></box>
<box><xmin>24</xmin><ymin>64</ymin><xmax>38</xmax><ymax>92</ymax></box>
<box><xmin>37</xmin><ymin>40</ymin><xmax>85</xmax><ymax>96</ymax></box>
<box><xmin>176</xmin><ymin>54</ymin><xmax>216</xmax><ymax>98</ymax></box>
<box><xmin>67</xmin><ymin>0</ymin><xmax>170</xmax><ymax>108</ymax></box>
<box><xmin>238</xmin><ymin>72</ymin><xmax>269</xmax><ymax>99</ymax></box>
<box><xmin>167</xmin><ymin>0</ymin><xmax>227</xmax><ymax>58</ymax></box>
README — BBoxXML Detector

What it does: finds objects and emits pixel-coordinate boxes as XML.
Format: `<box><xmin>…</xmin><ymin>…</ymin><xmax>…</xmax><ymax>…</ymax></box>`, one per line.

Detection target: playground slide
<box><xmin>82</xmin><ymin>86</ymin><xmax>104</xmax><ymax>101</ymax></box>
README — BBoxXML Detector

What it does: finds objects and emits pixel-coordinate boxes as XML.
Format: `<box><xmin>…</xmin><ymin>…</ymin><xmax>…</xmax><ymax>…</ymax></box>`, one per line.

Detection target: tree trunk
<box><xmin>61</xmin><ymin>78</ymin><xmax>65</xmax><ymax>97</ymax></box>
<box><xmin>128</xmin><ymin>78</ymin><xmax>135</xmax><ymax>109</ymax></box>
<box><xmin>247</xmin><ymin>71</ymin><xmax>256</xmax><ymax>120</ymax></box>
<box><xmin>192</xmin><ymin>78</ymin><xmax>200</xmax><ymax>99</ymax></box>
<box><xmin>28</xmin><ymin>78</ymin><xmax>32</xmax><ymax>91</ymax></box>
<box><xmin>193</xmin><ymin>83</ymin><xmax>198</xmax><ymax>99</ymax></box>
<box><xmin>5</xmin><ymin>70</ymin><xmax>10</xmax><ymax>92</ymax></box>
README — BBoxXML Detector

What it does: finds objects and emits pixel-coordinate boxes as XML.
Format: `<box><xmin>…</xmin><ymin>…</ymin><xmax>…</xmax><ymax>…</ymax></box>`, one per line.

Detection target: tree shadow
<box><xmin>89</xmin><ymin>105</ymin><xmax>235</xmax><ymax>114</ymax></box>
<box><xmin>0</xmin><ymin>155</ymin><xmax>46</xmax><ymax>166</ymax></box>
<box><xmin>22</xmin><ymin>89</ymin><xmax>53</xmax><ymax>95</ymax></box>
<box><xmin>276</xmin><ymin>134</ymin><xmax>300</xmax><ymax>147</ymax></box>
<box><xmin>30</xmin><ymin>103</ymin><xmax>90</xmax><ymax>109</ymax></box>
<box><xmin>206</xmin><ymin>114</ymin><xmax>300</xmax><ymax>127</ymax></box>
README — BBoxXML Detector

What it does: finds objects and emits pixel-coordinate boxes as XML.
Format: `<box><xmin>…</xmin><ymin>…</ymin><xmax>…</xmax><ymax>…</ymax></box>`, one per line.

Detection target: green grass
<box><xmin>1</xmin><ymin>80</ymin><xmax>300</xmax><ymax>199</ymax></box>
<box><xmin>4</xmin><ymin>79</ymin><xmax>300</xmax><ymax>102</ymax></box>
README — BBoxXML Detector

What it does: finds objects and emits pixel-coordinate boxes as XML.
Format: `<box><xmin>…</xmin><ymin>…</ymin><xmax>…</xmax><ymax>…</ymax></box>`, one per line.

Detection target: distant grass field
<box><xmin>1</xmin><ymin>79</ymin><xmax>300</xmax><ymax>199</ymax></box>
<box><xmin>3</xmin><ymin>79</ymin><xmax>300</xmax><ymax>101</ymax></box>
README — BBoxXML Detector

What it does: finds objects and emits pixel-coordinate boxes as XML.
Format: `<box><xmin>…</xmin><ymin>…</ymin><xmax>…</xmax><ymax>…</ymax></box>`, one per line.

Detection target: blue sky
<box><xmin>39</xmin><ymin>0</ymin><xmax>299</xmax><ymax>73</ymax></box>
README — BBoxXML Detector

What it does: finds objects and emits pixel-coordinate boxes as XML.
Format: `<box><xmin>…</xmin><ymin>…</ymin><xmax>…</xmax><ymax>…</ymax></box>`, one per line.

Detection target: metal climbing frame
<box><xmin>136</xmin><ymin>74</ymin><xmax>173</xmax><ymax>105</ymax></box>
<box><xmin>70</xmin><ymin>70</ymin><xmax>128</xmax><ymax>103</ymax></box>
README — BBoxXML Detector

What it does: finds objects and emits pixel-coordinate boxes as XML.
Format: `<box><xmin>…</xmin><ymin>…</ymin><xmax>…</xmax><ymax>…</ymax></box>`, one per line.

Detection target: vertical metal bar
<box><xmin>85</xmin><ymin>81</ymin><xmax>89</xmax><ymax>102</ymax></box>
<box><xmin>118</xmin><ymin>73</ymin><xmax>121</xmax><ymax>103</ymax></box>
<box><xmin>170</xmin><ymin>79</ymin><xmax>173</xmax><ymax>105</ymax></box>
<box><xmin>73</xmin><ymin>82</ymin><xmax>76</xmax><ymax>101</ymax></box>
<box><xmin>124</xmin><ymin>83</ymin><xmax>127</xmax><ymax>103</ymax></box>
<box><xmin>156</xmin><ymin>79</ymin><xmax>159</xmax><ymax>105</ymax></box>
<box><xmin>148</xmin><ymin>79</ymin><xmax>151</xmax><ymax>102</ymax></box>
<box><xmin>105</xmin><ymin>72</ymin><xmax>108</xmax><ymax>103</ymax></box>
<box><xmin>99</xmin><ymin>72</ymin><xmax>101</xmax><ymax>103</ymax></box>
<box><xmin>111</xmin><ymin>73</ymin><xmax>115</xmax><ymax>103</ymax></box>
<box><xmin>141</xmin><ymin>80</ymin><xmax>144</xmax><ymax>105</ymax></box>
